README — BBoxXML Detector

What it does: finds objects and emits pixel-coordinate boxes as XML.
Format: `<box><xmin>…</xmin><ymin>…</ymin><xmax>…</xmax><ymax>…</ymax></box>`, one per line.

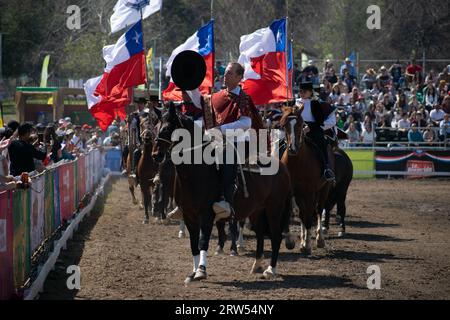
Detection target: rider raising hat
<box><xmin>296</xmin><ymin>80</ymin><xmax>336</xmax><ymax>182</ymax></box>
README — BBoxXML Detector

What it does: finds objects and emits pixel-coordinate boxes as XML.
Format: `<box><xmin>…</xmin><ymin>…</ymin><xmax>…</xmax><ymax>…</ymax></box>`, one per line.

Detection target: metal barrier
<box><xmin>0</xmin><ymin>149</ymin><xmax>105</xmax><ymax>300</ymax></box>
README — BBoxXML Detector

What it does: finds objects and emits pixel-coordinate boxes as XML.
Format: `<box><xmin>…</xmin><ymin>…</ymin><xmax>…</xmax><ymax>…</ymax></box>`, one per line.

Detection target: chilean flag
<box><xmin>238</xmin><ymin>18</ymin><xmax>293</xmax><ymax>105</ymax></box>
<box><xmin>85</xmin><ymin>21</ymin><xmax>146</xmax><ymax>130</ymax></box>
<box><xmin>163</xmin><ymin>20</ymin><xmax>214</xmax><ymax>101</ymax></box>
<box><xmin>84</xmin><ymin>76</ymin><xmax>131</xmax><ymax>131</ymax></box>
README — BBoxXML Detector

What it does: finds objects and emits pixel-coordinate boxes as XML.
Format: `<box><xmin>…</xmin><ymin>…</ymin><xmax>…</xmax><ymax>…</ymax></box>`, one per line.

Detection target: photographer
<box><xmin>8</xmin><ymin>123</ymin><xmax>47</xmax><ymax>177</ymax></box>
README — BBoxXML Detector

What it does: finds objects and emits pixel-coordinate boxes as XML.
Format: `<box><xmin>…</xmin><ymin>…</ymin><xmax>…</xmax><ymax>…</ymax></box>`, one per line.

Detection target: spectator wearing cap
<box><xmin>377</xmin><ymin>66</ymin><xmax>392</xmax><ymax>88</ymax></box>
<box><xmin>340</xmin><ymin>57</ymin><xmax>356</xmax><ymax>78</ymax></box>
<box><xmin>362</xmin><ymin>68</ymin><xmax>377</xmax><ymax>90</ymax></box>
<box><xmin>8</xmin><ymin>123</ymin><xmax>47</xmax><ymax>176</ymax></box>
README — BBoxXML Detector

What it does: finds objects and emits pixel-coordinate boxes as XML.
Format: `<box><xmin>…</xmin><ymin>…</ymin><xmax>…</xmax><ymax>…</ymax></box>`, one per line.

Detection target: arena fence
<box><xmin>343</xmin><ymin>147</ymin><xmax>450</xmax><ymax>178</ymax></box>
<box><xmin>0</xmin><ymin>148</ymin><xmax>117</xmax><ymax>300</ymax></box>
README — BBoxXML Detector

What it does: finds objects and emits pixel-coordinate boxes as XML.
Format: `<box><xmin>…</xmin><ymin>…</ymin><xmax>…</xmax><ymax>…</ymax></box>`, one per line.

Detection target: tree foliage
<box><xmin>0</xmin><ymin>0</ymin><xmax>448</xmax><ymax>79</ymax></box>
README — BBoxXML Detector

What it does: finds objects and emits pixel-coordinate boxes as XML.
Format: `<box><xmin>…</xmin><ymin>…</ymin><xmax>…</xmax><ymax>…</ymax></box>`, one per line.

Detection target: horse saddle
<box><xmin>241</xmin><ymin>154</ymin><xmax>276</xmax><ymax>175</ymax></box>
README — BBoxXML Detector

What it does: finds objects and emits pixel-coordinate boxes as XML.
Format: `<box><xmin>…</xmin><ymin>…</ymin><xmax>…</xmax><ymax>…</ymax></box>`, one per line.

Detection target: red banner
<box><xmin>0</xmin><ymin>191</ymin><xmax>14</xmax><ymax>300</ymax></box>
<box><xmin>58</xmin><ymin>163</ymin><xmax>75</xmax><ymax>223</ymax></box>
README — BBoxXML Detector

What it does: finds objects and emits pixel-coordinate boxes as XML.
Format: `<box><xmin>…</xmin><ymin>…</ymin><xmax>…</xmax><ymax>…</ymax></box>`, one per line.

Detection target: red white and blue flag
<box><xmin>238</xmin><ymin>18</ymin><xmax>293</xmax><ymax>105</ymax></box>
<box><xmin>163</xmin><ymin>20</ymin><xmax>214</xmax><ymax>101</ymax></box>
<box><xmin>84</xmin><ymin>21</ymin><xmax>146</xmax><ymax>130</ymax></box>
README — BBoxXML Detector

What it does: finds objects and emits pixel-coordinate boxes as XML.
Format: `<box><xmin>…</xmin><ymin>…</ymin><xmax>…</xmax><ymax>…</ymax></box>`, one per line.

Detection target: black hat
<box><xmin>299</xmin><ymin>81</ymin><xmax>313</xmax><ymax>92</ymax></box>
<box><xmin>136</xmin><ymin>97</ymin><xmax>147</xmax><ymax>104</ymax></box>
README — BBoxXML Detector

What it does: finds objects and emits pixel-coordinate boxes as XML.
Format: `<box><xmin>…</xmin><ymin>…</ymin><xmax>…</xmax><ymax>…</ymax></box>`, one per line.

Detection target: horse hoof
<box><xmin>300</xmin><ymin>246</ymin><xmax>312</xmax><ymax>256</ymax></box>
<box><xmin>193</xmin><ymin>266</ymin><xmax>207</xmax><ymax>281</ymax></box>
<box><xmin>317</xmin><ymin>238</ymin><xmax>326</xmax><ymax>249</ymax></box>
<box><xmin>262</xmin><ymin>267</ymin><xmax>276</xmax><ymax>280</ymax></box>
<box><xmin>251</xmin><ymin>266</ymin><xmax>264</xmax><ymax>274</ymax></box>
<box><xmin>214</xmin><ymin>246</ymin><xmax>224</xmax><ymax>256</ymax></box>
<box><xmin>178</xmin><ymin>231</ymin><xmax>185</xmax><ymax>239</ymax></box>
<box><xmin>184</xmin><ymin>272</ymin><xmax>196</xmax><ymax>284</ymax></box>
<box><xmin>230</xmin><ymin>250</ymin><xmax>238</xmax><ymax>257</ymax></box>
<box><xmin>237</xmin><ymin>245</ymin><xmax>245</xmax><ymax>253</ymax></box>
<box><xmin>142</xmin><ymin>218</ymin><xmax>149</xmax><ymax>225</ymax></box>
<box><xmin>285</xmin><ymin>239</ymin><xmax>296</xmax><ymax>250</ymax></box>
<box><xmin>139</xmin><ymin>204</ymin><xmax>144</xmax><ymax>210</ymax></box>
<box><xmin>322</xmin><ymin>227</ymin><xmax>328</xmax><ymax>235</ymax></box>
<box><xmin>338</xmin><ymin>231</ymin><xmax>345</xmax><ymax>238</ymax></box>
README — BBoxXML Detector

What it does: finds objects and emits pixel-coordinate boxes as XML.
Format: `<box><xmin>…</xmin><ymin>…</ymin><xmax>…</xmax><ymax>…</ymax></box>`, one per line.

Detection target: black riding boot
<box><xmin>322</xmin><ymin>145</ymin><xmax>335</xmax><ymax>183</ymax></box>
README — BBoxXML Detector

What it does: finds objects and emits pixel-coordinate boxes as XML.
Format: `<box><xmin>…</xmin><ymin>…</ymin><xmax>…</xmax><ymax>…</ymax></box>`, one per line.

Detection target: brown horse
<box><xmin>280</xmin><ymin>106</ymin><xmax>331</xmax><ymax>255</ymax></box>
<box><xmin>152</xmin><ymin>103</ymin><xmax>295</xmax><ymax>282</ymax></box>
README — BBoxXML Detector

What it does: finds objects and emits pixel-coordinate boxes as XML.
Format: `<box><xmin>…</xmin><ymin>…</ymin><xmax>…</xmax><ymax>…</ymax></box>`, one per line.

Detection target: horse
<box><xmin>214</xmin><ymin>220</ymin><xmax>245</xmax><ymax>256</ymax></box>
<box><xmin>322</xmin><ymin>147</ymin><xmax>353</xmax><ymax>237</ymax></box>
<box><xmin>280</xmin><ymin>106</ymin><xmax>332</xmax><ymax>256</ymax></box>
<box><xmin>123</xmin><ymin>113</ymin><xmax>141</xmax><ymax>207</ymax></box>
<box><xmin>137</xmin><ymin>111</ymin><xmax>160</xmax><ymax>224</ymax></box>
<box><xmin>151</xmin><ymin>151</ymin><xmax>176</xmax><ymax>222</ymax></box>
<box><xmin>152</xmin><ymin>103</ymin><xmax>295</xmax><ymax>282</ymax></box>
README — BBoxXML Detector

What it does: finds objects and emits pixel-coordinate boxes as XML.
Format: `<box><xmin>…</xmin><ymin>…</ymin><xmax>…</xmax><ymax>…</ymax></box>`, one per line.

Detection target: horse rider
<box><xmin>206</xmin><ymin>62</ymin><xmax>265</xmax><ymax>222</ymax></box>
<box><xmin>296</xmin><ymin>80</ymin><xmax>336</xmax><ymax>182</ymax></box>
<box><xmin>129</xmin><ymin>96</ymin><xmax>160</xmax><ymax>185</ymax></box>
<box><xmin>167</xmin><ymin>63</ymin><xmax>264</xmax><ymax>223</ymax></box>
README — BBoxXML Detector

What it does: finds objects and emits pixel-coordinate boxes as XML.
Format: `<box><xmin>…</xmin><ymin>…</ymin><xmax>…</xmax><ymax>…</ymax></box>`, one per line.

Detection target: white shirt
<box><xmin>430</xmin><ymin>109</ymin><xmax>445</xmax><ymax>122</ymax></box>
<box><xmin>296</xmin><ymin>98</ymin><xmax>314</xmax><ymax>122</ymax></box>
<box><xmin>296</xmin><ymin>98</ymin><xmax>336</xmax><ymax>130</ymax></box>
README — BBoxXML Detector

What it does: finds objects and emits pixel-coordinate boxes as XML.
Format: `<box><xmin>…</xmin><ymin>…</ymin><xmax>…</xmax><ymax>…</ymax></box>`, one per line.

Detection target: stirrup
<box><xmin>324</xmin><ymin>169</ymin><xmax>335</xmax><ymax>182</ymax></box>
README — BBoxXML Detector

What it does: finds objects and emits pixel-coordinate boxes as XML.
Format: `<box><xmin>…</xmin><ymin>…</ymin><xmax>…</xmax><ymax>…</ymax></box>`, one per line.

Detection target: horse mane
<box><xmin>280</xmin><ymin>104</ymin><xmax>304</xmax><ymax>125</ymax></box>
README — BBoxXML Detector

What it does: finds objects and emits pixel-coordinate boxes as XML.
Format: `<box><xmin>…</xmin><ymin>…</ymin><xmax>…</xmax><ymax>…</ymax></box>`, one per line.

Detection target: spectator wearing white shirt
<box><xmin>429</xmin><ymin>105</ymin><xmax>445</xmax><ymax>126</ymax></box>
<box><xmin>361</xmin><ymin>122</ymin><xmax>377</xmax><ymax>146</ymax></box>
<box><xmin>397</xmin><ymin>113</ymin><xmax>411</xmax><ymax>133</ymax></box>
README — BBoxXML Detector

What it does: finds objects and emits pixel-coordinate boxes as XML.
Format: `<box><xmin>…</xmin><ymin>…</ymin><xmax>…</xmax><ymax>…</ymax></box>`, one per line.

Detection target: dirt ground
<box><xmin>39</xmin><ymin>177</ymin><xmax>450</xmax><ymax>300</ymax></box>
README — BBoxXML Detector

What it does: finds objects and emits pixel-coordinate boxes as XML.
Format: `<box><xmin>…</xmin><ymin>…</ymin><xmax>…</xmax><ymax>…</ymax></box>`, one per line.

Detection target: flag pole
<box><xmin>140</xmin><ymin>9</ymin><xmax>151</xmax><ymax>96</ymax></box>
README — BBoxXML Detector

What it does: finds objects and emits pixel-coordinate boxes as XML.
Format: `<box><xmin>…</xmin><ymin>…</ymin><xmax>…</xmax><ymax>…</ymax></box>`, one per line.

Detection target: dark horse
<box><xmin>152</xmin><ymin>104</ymin><xmax>294</xmax><ymax>282</ymax></box>
<box><xmin>151</xmin><ymin>151</ymin><xmax>176</xmax><ymax>221</ymax></box>
<box><xmin>322</xmin><ymin>147</ymin><xmax>353</xmax><ymax>237</ymax></box>
<box><xmin>138</xmin><ymin>112</ymin><xmax>161</xmax><ymax>224</ymax></box>
<box><xmin>280</xmin><ymin>106</ymin><xmax>331</xmax><ymax>255</ymax></box>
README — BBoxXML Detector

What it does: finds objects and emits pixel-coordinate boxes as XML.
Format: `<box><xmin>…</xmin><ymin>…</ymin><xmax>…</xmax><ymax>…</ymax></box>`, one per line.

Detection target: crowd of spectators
<box><xmin>0</xmin><ymin>117</ymin><xmax>124</xmax><ymax>191</ymax></box>
<box><xmin>293</xmin><ymin>59</ymin><xmax>450</xmax><ymax>147</ymax></box>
